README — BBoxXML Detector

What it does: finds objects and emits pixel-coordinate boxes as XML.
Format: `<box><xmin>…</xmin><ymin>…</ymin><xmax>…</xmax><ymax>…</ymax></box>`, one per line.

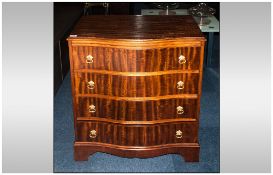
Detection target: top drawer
<box><xmin>71</xmin><ymin>46</ymin><xmax>202</xmax><ymax>72</ymax></box>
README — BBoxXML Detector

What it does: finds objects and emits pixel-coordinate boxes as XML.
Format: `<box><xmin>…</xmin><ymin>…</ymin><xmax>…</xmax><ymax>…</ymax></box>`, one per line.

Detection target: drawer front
<box><xmin>77</xmin><ymin>97</ymin><xmax>197</xmax><ymax>120</ymax></box>
<box><xmin>76</xmin><ymin>121</ymin><xmax>198</xmax><ymax>146</ymax></box>
<box><xmin>71</xmin><ymin>46</ymin><xmax>201</xmax><ymax>71</ymax></box>
<box><xmin>74</xmin><ymin>73</ymin><xmax>199</xmax><ymax>96</ymax></box>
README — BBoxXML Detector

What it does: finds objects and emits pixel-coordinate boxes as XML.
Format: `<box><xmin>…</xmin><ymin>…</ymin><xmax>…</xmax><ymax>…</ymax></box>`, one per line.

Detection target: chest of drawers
<box><xmin>67</xmin><ymin>15</ymin><xmax>206</xmax><ymax>162</ymax></box>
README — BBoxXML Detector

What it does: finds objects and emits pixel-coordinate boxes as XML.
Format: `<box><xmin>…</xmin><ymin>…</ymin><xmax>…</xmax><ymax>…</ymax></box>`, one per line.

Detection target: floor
<box><xmin>54</xmin><ymin>67</ymin><xmax>220</xmax><ymax>173</ymax></box>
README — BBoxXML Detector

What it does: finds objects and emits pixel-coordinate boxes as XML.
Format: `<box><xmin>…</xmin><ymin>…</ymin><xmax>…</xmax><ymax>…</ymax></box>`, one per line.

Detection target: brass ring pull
<box><xmin>177</xmin><ymin>106</ymin><xmax>184</xmax><ymax>114</ymax></box>
<box><xmin>87</xmin><ymin>80</ymin><xmax>95</xmax><ymax>89</ymax></box>
<box><xmin>88</xmin><ymin>105</ymin><xmax>96</xmax><ymax>113</ymax></box>
<box><xmin>178</xmin><ymin>55</ymin><xmax>186</xmax><ymax>64</ymax></box>
<box><xmin>177</xmin><ymin>81</ymin><xmax>184</xmax><ymax>89</ymax></box>
<box><xmin>89</xmin><ymin>130</ymin><xmax>97</xmax><ymax>138</ymax></box>
<box><xmin>86</xmin><ymin>55</ymin><xmax>93</xmax><ymax>64</ymax></box>
<box><xmin>176</xmin><ymin>130</ymin><xmax>183</xmax><ymax>139</ymax></box>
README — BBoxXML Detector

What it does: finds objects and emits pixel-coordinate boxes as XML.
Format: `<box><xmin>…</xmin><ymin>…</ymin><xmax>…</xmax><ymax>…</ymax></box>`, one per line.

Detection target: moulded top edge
<box><xmin>67</xmin><ymin>37</ymin><xmax>206</xmax><ymax>42</ymax></box>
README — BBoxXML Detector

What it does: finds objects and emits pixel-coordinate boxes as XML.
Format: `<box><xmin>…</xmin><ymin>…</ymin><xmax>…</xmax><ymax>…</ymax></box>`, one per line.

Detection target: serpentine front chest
<box><xmin>67</xmin><ymin>15</ymin><xmax>206</xmax><ymax>162</ymax></box>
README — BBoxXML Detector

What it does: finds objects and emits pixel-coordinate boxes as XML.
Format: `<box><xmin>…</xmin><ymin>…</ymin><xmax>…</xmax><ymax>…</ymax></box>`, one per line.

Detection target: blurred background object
<box><xmin>152</xmin><ymin>3</ymin><xmax>180</xmax><ymax>15</ymax></box>
<box><xmin>189</xmin><ymin>3</ymin><xmax>216</xmax><ymax>26</ymax></box>
<box><xmin>84</xmin><ymin>2</ymin><xmax>130</xmax><ymax>15</ymax></box>
<box><xmin>54</xmin><ymin>3</ymin><xmax>83</xmax><ymax>95</ymax></box>
<box><xmin>83</xmin><ymin>2</ymin><xmax>109</xmax><ymax>15</ymax></box>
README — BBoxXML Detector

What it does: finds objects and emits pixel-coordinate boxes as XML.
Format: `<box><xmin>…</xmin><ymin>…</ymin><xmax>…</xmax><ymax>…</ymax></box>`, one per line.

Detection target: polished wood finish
<box><xmin>69</xmin><ymin>15</ymin><xmax>204</xmax><ymax>39</ymax></box>
<box><xmin>76</xmin><ymin>121</ymin><xmax>198</xmax><ymax>145</ymax></box>
<box><xmin>74</xmin><ymin>72</ymin><xmax>199</xmax><ymax>96</ymax></box>
<box><xmin>67</xmin><ymin>15</ymin><xmax>205</xmax><ymax>162</ymax></box>
<box><xmin>77</xmin><ymin>117</ymin><xmax>197</xmax><ymax>124</ymax></box>
<box><xmin>74</xmin><ymin>142</ymin><xmax>200</xmax><ymax>162</ymax></box>
<box><xmin>70</xmin><ymin>38</ymin><xmax>204</xmax><ymax>48</ymax></box>
<box><xmin>76</xmin><ymin>97</ymin><xmax>198</xmax><ymax>120</ymax></box>
<box><xmin>72</xmin><ymin>46</ymin><xmax>202</xmax><ymax>71</ymax></box>
<box><xmin>76</xmin><ymin>94</ymin><xmax>198</xmax><ymax>101</ymax></box>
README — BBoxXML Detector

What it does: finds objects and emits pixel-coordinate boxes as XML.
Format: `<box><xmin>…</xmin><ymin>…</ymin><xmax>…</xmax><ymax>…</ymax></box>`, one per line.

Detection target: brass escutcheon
<box><xmin>176</xmin><ymin>130</ymin><xmax>183</xmax><ymax>139</ymax></box>
<box><xmin>87</xmin><ymin>80</ymin><xmax>95</xmax><ymax>89</ymax></box>
<box><xmin>177</xmin><ymin>81</ymin><xmax>184</xmax><ymax>89</ymax></box>
<box><xmin>178</xmin><ymin>54</ymin><xmax>186</xmax><ymax>64</ymax></box>
<box><xmin>88</xmin><ymin>105</ymin><xmax>96</xmax><ymax>113</ymax></box>
<box><xmin>177</xmin><ymin>106</ymin><xmax>184</xmax><ymax>114</ymax></box>
<box><xmin>86</xmin><ymin>55</ymin><xmax>94</xmax><ymax>64</ymax></box>
<box><xmin>89</xmin><ymin>130</ymin><xmax>97</xmax><ymax>138</ymax></box>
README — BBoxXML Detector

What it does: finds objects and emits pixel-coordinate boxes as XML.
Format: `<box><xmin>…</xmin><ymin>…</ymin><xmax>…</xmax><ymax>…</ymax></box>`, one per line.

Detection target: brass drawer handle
<box><xmin>177</xmin><ymin>106</ymin><xmax>184</xmax><ymax>114</ymax></box>
<box><xmin>89</xmin><ymin>130</ymin><xmax>97</xmax><ymax>138</ymax></box>
<box><xmin>86</xmin><ymin>55</ymin><xmax>93</xmax><ymax>64</ymax></box>
<box><xmin>88</xmin><ymin>105</ymin><xmax>96</xmax><ymax>113</ymax></box>
<box><xmin>176</xmin><ymin>130</ymin><xmax>183</xmax><ymax>139</ymax></box>
<box><xmin>177</xmin><ymin>81</ymin><xmax>184</xmax><ymax>89</ymax></box>
<box><xmin>87</xmin><ymin>80</ymin><xmax>95</xmax><ymax>89</ymax></box>
<box><xmin>178</xmin><ymin>55</ymin><xmax>186</xmax><ymax>64</ymax></box>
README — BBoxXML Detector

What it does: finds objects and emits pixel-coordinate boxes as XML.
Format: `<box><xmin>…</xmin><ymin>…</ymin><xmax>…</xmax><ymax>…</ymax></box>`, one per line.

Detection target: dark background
<box><xmin>54</xmin><ymin>2</ymin><xmax>220</xmax><ymax>95</ymax></box>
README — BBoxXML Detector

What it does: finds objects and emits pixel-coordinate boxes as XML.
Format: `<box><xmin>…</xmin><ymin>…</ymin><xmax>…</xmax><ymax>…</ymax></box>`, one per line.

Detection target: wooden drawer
<box><xmin>76</xmin><ymin>121</ymin><xmax>198</xmax><ymax>146</ymax></box>
<box><xmin>77</xmin><ymin>97</ymin><xmax>198</xmax><ymax>121</ymax></box>
<box><xmin>71</xmin><ymin>46</ymin><xmax>201</xmax><ymax>71</ymax></box>
<box><xmin>74</xmin><ymin>73</ymin><xmax>199</xmax><ymax>96</ymax></box>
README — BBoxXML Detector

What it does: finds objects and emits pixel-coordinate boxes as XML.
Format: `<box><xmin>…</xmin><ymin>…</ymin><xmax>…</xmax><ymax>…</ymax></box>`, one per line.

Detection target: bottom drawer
<box><xmin>76</xmin><ymin>121</ymin><xmax>198</xmax><ymax>146</ymax></box>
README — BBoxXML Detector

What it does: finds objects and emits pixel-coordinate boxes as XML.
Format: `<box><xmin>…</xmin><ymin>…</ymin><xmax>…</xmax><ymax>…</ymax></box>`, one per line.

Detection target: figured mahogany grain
<box><xmin>72</xmin><ymin>46</ymin><xmax>201</xmax><ymax>72</ymax></box>
<box><xmin>67</xmin><ymin>15</ymin><xmax>206</xmax><ymax>162</ymax></box>
<box><xmin>75</xmin><ymin>73</ymin><xmax>199</xmax><ymax>96</ymax></box>
<box><xmin>76</xmin><ymin>121</ymin><xmax>198</xmax><ymax>146</ymax></box>
<box><xmin>76</xmin><ymin>94</ymin><xmax>198</xmax><ymax>101</ymax></box>
<box><xmin>69</xmin><ymin>15</ymin><xmax>204</xmax><ymax>39</ymax></box>
<box><xmin>76</xmin><ymin>97</ymin><xmax>198</xmax><ymax>121</ymax></box>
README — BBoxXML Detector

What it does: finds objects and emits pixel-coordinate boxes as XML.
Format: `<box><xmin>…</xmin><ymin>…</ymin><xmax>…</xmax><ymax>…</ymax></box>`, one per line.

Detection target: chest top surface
<box><xmin>69</xmin><ymin>15</ymin><xmax>204</xmax><ymax>40</ymax></box>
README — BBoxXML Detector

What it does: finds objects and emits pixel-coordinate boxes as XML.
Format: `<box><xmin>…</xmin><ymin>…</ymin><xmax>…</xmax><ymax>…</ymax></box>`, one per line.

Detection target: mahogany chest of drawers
<box><xmin>67</xmin><ymin>15</ymin><xmax>206</xmax><ymax>162</ymax></box>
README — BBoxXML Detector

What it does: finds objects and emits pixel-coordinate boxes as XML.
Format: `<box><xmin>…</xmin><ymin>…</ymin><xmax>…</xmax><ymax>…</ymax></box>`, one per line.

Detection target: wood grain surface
<box><xmin>76</xmin><ymin>121</ymin><xmax>198</xmax><ymax>146</ymax></box>
<box><xmin>75</xmin><ymin>72</ymin><xmax>199</xmax><ymax>96</ymax></box>
<box><xmin>74</xmin><ymin>142</ymin><xmax>200</xmax><ymax>162</ymax></box>
<box><xmin>67</xmin><ymin>15</ymin><xmax>205</xmax><ymax>161</ymax></box>
<box><xmin>76</xmin><ymin>97</ymin><xmax>198</xmax><ymax>121</ymax></box>
<box><xmin>72</xmin><ymin>46</ymin><xmax>201</xmax><ymax>71</ymax></box>
<box><xmin>68</xmin><ymin>15</ymin><xmax>204</xmax><ymax>39</ymax></box>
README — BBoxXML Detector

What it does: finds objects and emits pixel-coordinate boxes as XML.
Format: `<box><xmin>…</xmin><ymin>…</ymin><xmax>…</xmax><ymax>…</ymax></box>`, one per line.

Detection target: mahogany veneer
<box><xmin>72</xmin><ymin>46</ymin><xmax>202</xmax><ymax>71</ymax></box>
<box><xmin>75</xmin><ymin>72</ymin><xmax>200</xmax><ymax>96</ymax></box>
<box><xmin>76</xmin><ymin>97</ymin><xmax>198</xmax><ymax>120</ymax></box>
<box><xmin>68</xmin><ymin>15</ymin><xmax>206</xmax><ymax>162</ymax></box>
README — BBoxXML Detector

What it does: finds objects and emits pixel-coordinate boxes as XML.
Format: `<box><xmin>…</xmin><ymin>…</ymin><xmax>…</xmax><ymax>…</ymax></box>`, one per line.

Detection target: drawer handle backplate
<box><xmin>87</xmin><ymin>80</ymin><xmax>95</xmax><ymax>89</ymax></box>
<box><xmin>177</xmin><ymin>106</ymin><xmax>184</xmax><ymax>114</ymax></box>
<box><xmin>88</xmin><ymin>105</ymin><xmax>96</xmax><ymax>113</ymax></box>
<box><xmin>177</xmin><ymin>81</ymin><xmax>184</xmax><ymax>89</ymax></box>
<box><xmin>86</xmin><ymin>55</ymin><xmax>93</xmax><ymax>64</ymax></box>
<box><xmin>176</xmin><ymin>130</ymin><xmax>183</xmax><ymax>139</ymax></box>
<box><xmin>89</xmin><ymin>130</ymin><xmax>97</xmax><ymax>138</ymax></box>
<box><xmin>178</xmin><ymin>55</ymin><xmax>186</xmax><ymax>64</ymax></box>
